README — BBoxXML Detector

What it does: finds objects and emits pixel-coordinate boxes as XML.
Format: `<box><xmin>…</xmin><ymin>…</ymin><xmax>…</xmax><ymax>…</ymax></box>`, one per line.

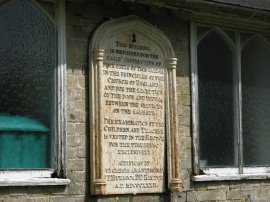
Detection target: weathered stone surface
<box><xmin>9</xmin><ymin>187</ymin><xmax>27</xmax><ymax>196</ymax></box>
<box><xmin>187</xmin><ymin>191</ymin><xmax>196</xmax><ymax>202</ymax></box>
<box><xmin>99</xmin><ymin>33</ymin><xmax>165</xmax><ymax>194</ymax></box>
<box><xmin>171</xmin><ymin>192</ymin><xmax>187</xmax><ymax>202</ymax></box>
<box><xmin>197</xmin><ymin>190</ymin><xmax>226</xmax><ymax>201</ymax></box>
<box><xmin>27</xmin><ymin>198</ymin><xmax>50</xmax><ymax>202</ymax></box>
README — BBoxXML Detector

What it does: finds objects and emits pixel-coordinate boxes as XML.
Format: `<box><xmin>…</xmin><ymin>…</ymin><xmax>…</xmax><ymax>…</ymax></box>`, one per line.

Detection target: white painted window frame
<box><xmin>191</xmin><ymin>21</ymin><xmax>270</xmax><ymax>181</ymax></box>
<box><xmin>0</xmin><ymin>0</ymin><xmax>69</xmax><ymax>186</ymax></box>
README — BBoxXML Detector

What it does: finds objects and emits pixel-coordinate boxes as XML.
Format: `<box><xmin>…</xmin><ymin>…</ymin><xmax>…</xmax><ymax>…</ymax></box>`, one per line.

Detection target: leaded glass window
<box><xmin>192</xmin><ymin>24</ymin><xmax>270</xmax><ymax>177</ymax></box>
<box><xmin>0</xmin><ymin>0</ymin><xmax>56</xmax><ymax>169</ymax></box>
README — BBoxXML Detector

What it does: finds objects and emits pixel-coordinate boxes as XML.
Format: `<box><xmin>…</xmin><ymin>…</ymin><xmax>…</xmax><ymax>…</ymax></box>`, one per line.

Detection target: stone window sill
<box><xmin>0</xmin><ymin>178</ymin><xmax>70</xmax><ymax>186</ymax></box>
<box><xmin>192</xmin><ymin>173</ymin><xmax>270</xmax><ymax>182</ymax></box>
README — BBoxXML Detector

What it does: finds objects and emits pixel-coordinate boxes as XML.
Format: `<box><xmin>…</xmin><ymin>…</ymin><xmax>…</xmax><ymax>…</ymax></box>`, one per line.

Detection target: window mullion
<box><xmin>56</xmin><ymin>0</ymin><xmax>67</xmax><ymax>177</ymax></box>
<box><xmin>190</xmin><ymin>22</ymin><xmax>200</xmax><ymax>175</ymax></box>
<box><xmin>236</xmin><ymin>31</ymin><xmax>243</xmax><ymax>174</ymax></box>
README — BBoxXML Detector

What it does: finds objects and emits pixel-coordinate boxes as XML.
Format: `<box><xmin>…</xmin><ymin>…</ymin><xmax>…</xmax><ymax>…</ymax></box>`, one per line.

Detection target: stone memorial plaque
<box><xmin>90</xmin><ymin>16</ymin><xmax>182</xmax><ymax>195</ymax></box>
<box><xmin>102</xmin><ymin>35</ymin><xmax>165</xmax><ymax>195</ymax></box>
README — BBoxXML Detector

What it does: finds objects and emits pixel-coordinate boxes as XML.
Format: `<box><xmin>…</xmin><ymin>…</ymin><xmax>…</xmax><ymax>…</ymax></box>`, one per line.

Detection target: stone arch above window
<box><xmin>197</xmin><ymin>27</ymin><xmax>235</xmax><ymax>50</ymax></box>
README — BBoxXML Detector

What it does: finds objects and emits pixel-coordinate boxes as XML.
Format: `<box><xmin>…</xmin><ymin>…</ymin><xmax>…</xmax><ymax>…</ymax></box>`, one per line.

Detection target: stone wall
<box><xmin>64</xmin><ymin>1</ymin><xmax>270</xmax><ymax>200</ymax></box>
<box><xmin>1</xmin><ymin>1</ymin><xmax>270</xmax><ymax>201</ymax></box>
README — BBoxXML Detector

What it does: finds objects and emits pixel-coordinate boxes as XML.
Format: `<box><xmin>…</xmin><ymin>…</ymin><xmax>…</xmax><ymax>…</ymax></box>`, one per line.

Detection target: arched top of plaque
<box><xmin>90</xmin><ymin>15</ymin><xmax>175</xmax><ymax>59</ymax></box>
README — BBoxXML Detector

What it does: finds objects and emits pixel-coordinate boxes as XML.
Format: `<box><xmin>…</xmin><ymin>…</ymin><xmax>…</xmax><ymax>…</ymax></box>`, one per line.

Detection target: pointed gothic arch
<box><xmin>198</xmin><ymin>27</ymin><xmax>235</xmax><ymax>51</ymax></box>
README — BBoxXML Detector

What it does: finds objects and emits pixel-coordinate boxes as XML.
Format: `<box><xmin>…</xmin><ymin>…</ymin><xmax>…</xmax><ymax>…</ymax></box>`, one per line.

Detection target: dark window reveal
<box><xmin>242</xmin><ymin>36</ymin><xmax>270</xmax><ymax>166</ymax></box>
<box><xmin>198</xmin><ymin>30</ymin><xmax>236</xmax><ymax>167</ymax></box>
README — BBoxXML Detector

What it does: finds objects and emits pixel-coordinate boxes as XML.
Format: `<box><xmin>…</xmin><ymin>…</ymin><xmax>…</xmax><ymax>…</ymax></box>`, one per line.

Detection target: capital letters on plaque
<box><xmin>89</xmin><ymin>15</ymin><xmax>182</xmax><ymax>195</ymax></box>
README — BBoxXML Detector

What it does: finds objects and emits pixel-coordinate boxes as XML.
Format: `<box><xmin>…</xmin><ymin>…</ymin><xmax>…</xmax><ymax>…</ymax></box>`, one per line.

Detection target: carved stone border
<box><xmin>167</xmin><ymin>58</ymin><xmax>183</xmax><ymax>192</ymax></box>
<box><xmin>89</xmin><ymin>15</ymin><xmax>182</xmax><ymax>195</ymax></box>
<box><xmin>90</xmin><ymin>49</ymin><xmax>106</xmax><ymax>194</ymax></box>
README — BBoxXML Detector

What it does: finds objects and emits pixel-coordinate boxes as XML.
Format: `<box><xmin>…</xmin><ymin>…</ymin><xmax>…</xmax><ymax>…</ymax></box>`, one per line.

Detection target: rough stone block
<box><xmin>75</xmin><ymin>147</ymin><xmax>86</xmax><ymax>158</ymax></box>
<box><xmin>132</xmin><ymin>195</ymin><xmax>153</xmax><ymax>202</ymax></box>
<box><xmin>214</xmin><ymin>182</ymin><xmax>229</xmax><ymax>191</ymax></box>
<box><xmin>67</xmin><ymin>74</ymin><xmax>77</xmax><ymax>88</ymax></box>
<box><xmin>43</xmin><ymin>186</ymin><xmax>68</xmax><ymax>195</ymax></box>
<box><xmin>179</xmin><ymin>126</ymin><xmax>190</xmax><ymax>137</ymax></box>
<box><xmin>206</xmin><ymin>182</ymin><xmax>218</xmax><ymax>190</ymax></box>
<box><xmin>0</xmin><ymin>187</ymin><xmax>9</xmax><ymax>196</ymax></box>
<box><xmin>3</xmin><ymin>199</ymin><xmax>27</xmax><ymax>202</ymax></box>
<box><xmin>178</xmin><ymin>77</ymin><xmax>190</xmax><ymax>85</ymax></box>
<box><xmin>26</xmin><ymin>187</ymin><xmax>43</xmax><ymax>195</ymax></box>
<box><xmin>229</xmin><ymin>181</ymin><xmax>241</xmax><ymax>189</ymax></box>
<box><xmin>180</xmin><ymin>137</ymin><xmax>192</xmax><ymax>150</ymax></box>
<box><xmin>66</xmin><ymin>24</ymin><xmax>86</xmax><ymax>40</ymax></box>
<box><xmin>74</xmin><ymin>100</ymin><xmax>86</xmax><ymax>112</ymax></box>
<box><xmin>77</xmin><ymin>75</ymin><xmax>86</xmax><ymax>89</ymax></box>
<box><xmin>27</xmin><ymin>198</ymin><xmax>49</xmax><ymax>202</ymax></box>
<box><xmin>187</xmin><ymin>191</ymin><xmax>196</xmax><ymax>202</ymax></box>
<box><xmin>67</xmin><ymin>159</ymin><xmax>85</xmax><ymax>171</ymax></box>
<box><xmin>181</xmin><ymin>106</ymin><xmax>190</xmax><ymax>116</ymax></box>
<box><xmin>179</xmin><ymin>115</ymin><xmax>190</xmax><ymax>126</ymax></box>
<box><xmin>67</xmin><ymin>136</ymin><xmax>83</xmax><ymax>147</ymax></box>
<box><xmin>66</xmin><ymin>11</ymin><xmax>84</xmax><ymax>27</ymax></box>
<box><xmin>76</xmin><ymin>123</ymin><xmax>86</xmax><ymax>136</ymax></box>
<box><xmin>9</xmin><ymin>187</ymin><xmax>27</xmax><ymax>196</ymax></box>
<box><xmin>68</xmin><ymin>183</ymin><xmax>85</xmax><ymax>195</ymax></box>
<box><xmin>69</xmin><ymin>111</ymin><xmax>86</xmax><ymax>123</ymax></box>
<box><xmin>255</xmin><ymin>188</ymin><xmax>270</xmax><ymax>198</ymax></box>
<box><xmin>170</xmin><ymin>192</ymin><xmax>186</xmax><ymax>202</ymax></box>
<box><xmin>227</xmin><ymin>190</ymin><xmax>255</xmax><ymax>201</ymax></box>
<box><xmin>181</xmin><ymin>159</ymin><xmax>192</xmax><ymax>170</ymax></box>
<box><xmin>197</xmin><ymin>190</ymin><xmax>226</xmax><ymax>201</ymax></box>
<box><xmin>67</xmin><ymin>87</ymin><xmax>85</xmax><ymax>101</ymax></box>
<box><xmin>67</xmin><ymin>67</ymin><xmax>85</xmax><ymax>76</ymax></box>
<box><xmin>180</xmin><ymin>169</ymin><xmax>190</xmax><ymax>181</ymax></box>
<box><xmin>179</xmin><ymin>85</ymin><xmax>190</xmax><ymax>95</ymax></box>
<box><xmin>66</xmin><ymin>148</ymin><xmax>76</xmax><ymax>159</ymax></box>
<box><xmin>182</xmin><ymin>180</ymin><xmax>191</xmax><ymax>191</ymax></box>
<box><xmin>67</xmin><ymin>123</ymin><xmax>76</xmax><ymax>136</ymax></box>
<box><xmin>241</xmin><ymin>181</ymin><xmax>261</xmax><ymax>189</ymax></box>
<box><xmin>67</xmin><ymin>171</ymin><xmax>86</xmax><ymax>182</ymax></box>
<box><xmin>67</xmin><ymin>39</ymin><xmax>88</xmax><ymax>65</ymax></box>
<box><xmin>49</xmin><ymin>197</ymin><xmax>66</xmax><ymax>202</ymax></box>
<box><xmin>179</xmin><ymin>95</ymin><xmax>190</xmax><ymax>106</ymax></box>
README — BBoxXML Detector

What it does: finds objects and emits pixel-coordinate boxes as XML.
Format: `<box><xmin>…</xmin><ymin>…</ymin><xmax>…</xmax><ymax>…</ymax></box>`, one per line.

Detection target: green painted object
<box><xmin>0</xmin><ymin>115</ymin><xmax>49</xmax><ymax>132</ymax></box>
<box><xmin>0</xmin><ymin>116</ymin><xmax>50</xmax><ymax>169</ymax></box>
